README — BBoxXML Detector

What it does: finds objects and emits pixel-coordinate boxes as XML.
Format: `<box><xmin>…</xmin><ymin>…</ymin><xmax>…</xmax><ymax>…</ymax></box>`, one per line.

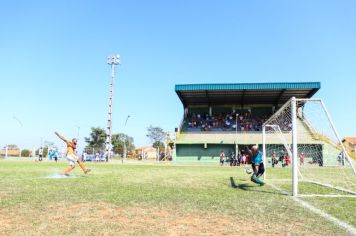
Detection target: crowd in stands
<box><xmin>186</xmin><ymin>110</ymin><xmax>270</xmax><ymax>132</ymax></box>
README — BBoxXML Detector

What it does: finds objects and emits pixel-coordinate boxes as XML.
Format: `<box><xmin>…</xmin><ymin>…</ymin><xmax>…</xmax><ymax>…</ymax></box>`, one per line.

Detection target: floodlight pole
<box><xmin>105</xmin><ymin>54</ymin><xmax>120</xmax><ymax>162</ymax></box>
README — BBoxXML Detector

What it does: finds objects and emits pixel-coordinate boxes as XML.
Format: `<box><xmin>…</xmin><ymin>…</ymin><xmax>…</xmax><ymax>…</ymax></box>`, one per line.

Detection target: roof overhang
<box><xmin>175</xmin><ymin>82</ymin><xmax>320</xmax><ymax>107</ymax></box>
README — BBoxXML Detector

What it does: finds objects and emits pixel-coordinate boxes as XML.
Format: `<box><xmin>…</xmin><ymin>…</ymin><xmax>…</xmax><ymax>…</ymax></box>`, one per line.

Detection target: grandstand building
<box><xmin>174</xmin><ymin>82</ymin><xmax>321</xmax><ymax>163</ymax></box>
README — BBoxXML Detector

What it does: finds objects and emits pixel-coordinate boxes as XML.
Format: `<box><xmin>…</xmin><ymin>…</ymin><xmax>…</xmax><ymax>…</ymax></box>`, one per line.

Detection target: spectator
<box><xmin>53</xmin><ymin>149</ymin><xmax>59</xmax><ymax>162</ymax></box>
<box><xmin>38</xmin><ymin>147</ymin><xmax>43</xmax><ymax>162</ymax></box>
<box><xmin>48</xmin><ymin>148</ymin><xmax>53</xmax><ymax>161</ymax></box>
<box><xmin>283</xmin><ymin>153</ymin><xmax>291</xmax><ymax>167</ymax></box>
<box><xmin>337</xmin><ymin>153</ymin><xmax>343</xmax><ymax>166</ymax></box>
<box><xmin>229</xmin><ymin>150</ymin><xmax>235</xmax><ymax>166</ymax></box>
<box><xmin>271</xmin><ymin>152</ymin><xmax>278</xmax><ymax>167</ymax></box>
<box><xmin>240</xmin><ymin>153</ymin><xmax>246</xmax><ymax>166</ymax></box>
<box><xmin>219</xmin><ymin>151</ymin><xmax>225</xmax><ymax>166</ymax></box>
<box><xmin>300</xmin><ymin>152</ymin><xmax>305</xmax><ymax>166</ymax></box>
<box><xmin>159</xmin><ymin>151</ymin><xmax>165</xmax><ymax>161</ymax></box>
<box><xmin>82</xmin><ymin>152</ymin><xmax>87</xmax><ymax>162</ymax></box>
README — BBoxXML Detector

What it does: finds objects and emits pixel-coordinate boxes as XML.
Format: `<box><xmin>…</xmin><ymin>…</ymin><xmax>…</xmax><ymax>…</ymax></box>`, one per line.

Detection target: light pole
<box><xmin>105</xmin><ymin>54</ymin><xmax>120</xmax><ymax>162</ymax></box>
<box><xmin>13</xmin><ymin>116</ymin><xmax>23</xmax><ymax>157</ymax></box>
<box><xmin>123</xmin><ymin>115</ymin><xmax>130</xmax><ymax>161</ymax></box>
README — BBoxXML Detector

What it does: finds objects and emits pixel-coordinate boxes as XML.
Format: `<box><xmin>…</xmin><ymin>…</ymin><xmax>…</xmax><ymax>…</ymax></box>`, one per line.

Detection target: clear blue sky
<box><xmin>1</xmin><ymin>0</ymin><xmax>356</xmax><ymax>152</ymax></box>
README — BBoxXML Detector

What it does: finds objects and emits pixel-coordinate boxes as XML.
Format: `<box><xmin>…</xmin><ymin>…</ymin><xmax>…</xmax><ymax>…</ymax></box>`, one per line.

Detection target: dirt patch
<box><xmin>0</xmin><ymin>202</ymin><xmax>321</xmax><ymax>236</ymax></box>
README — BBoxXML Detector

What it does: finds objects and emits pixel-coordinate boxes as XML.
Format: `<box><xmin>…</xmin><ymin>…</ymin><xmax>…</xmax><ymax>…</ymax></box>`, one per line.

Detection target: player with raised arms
<box><xmin>55</xmin><ymin>131</ymin><xmax>91</xmax><ymax>176</ymax></box>
<box><xmin>248</xmin><ymin>145</ymin><xmax>265</xmax><ymax>186</ymax></box>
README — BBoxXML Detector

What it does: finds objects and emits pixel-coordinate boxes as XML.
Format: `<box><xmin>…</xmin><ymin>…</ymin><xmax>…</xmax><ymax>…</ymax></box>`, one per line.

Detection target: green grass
<box><xmin>0</xmin><ymin>160</ymin><xmax>355</xmax><ymax>235</ymax></box>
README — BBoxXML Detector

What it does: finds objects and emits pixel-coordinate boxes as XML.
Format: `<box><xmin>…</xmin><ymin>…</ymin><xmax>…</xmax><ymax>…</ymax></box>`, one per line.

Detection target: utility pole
<box><xmin>105</xmin><ymin>54</ymin><xmax>120</xmax><ymax>162</ymax></box>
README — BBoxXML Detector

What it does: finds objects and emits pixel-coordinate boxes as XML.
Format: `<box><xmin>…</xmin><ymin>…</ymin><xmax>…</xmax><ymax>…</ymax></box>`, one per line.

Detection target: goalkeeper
<box><xmin>55</xmin><ymin>131</ymin><xmax>91</xmax><ymax>175</ymax></box>
<box><xmin>249</xmin><ymin>145</ymin><xmax>265</xmax><ymax>185</ymax></box>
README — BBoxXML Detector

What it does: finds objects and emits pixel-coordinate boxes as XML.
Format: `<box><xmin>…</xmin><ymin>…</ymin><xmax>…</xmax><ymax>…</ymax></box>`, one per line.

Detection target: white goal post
<box><xmin>262</xmin><ymin>97</ymin><xmax>356</xmax><ymax>197</ymax></box>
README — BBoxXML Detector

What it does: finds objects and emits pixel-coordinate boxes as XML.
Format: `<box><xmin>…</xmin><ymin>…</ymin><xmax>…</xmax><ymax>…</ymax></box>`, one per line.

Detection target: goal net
<box><xmin>262</xmin><ymin>98</ymin><xmax>356</xmax><ymax>197</ymax></box>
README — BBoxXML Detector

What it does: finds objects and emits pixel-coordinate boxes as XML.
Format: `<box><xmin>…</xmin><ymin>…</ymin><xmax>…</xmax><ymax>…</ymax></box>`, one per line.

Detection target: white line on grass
<box><xmin>269</xmin><ymin>183</ymin><xmax>356</xmax><ymax>236</ymax></box>
<box><xmin>299</xmin><ymin>194</ymin><xmax>356</xmax><ymax>198</ymax></box>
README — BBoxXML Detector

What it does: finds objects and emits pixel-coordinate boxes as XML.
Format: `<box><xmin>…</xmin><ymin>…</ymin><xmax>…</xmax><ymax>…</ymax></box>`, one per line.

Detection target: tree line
<box><xmin>3</xmin><ymin>125</ymin><xmax>169</xmax><ymax>158</ymax></box>
<box><xmin>83</xmin><ymin>125</ymin><xmax>168</xmax><ymax>156</ymax></box>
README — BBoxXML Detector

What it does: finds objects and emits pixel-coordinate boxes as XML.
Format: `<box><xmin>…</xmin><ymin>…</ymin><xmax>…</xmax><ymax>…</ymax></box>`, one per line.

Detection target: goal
<box><xmin>262</xmin><ymin>97</ymin><xmax>356</xmax><ymax>197</ymax></box>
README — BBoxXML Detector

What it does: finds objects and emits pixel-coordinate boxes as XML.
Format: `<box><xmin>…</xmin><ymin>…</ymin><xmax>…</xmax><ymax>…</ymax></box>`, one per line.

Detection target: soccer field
<box><xmin>0</xmin><ymin>160</ymin><xmax>355</xmax><ymax>236</ymax></box>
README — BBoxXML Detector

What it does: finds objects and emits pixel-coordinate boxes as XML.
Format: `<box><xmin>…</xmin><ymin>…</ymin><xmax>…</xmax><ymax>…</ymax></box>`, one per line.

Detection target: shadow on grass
<box><xmin>229</xmin><ymin>177</ymin><xmax>288</xmax><ymax>196</ymax></box>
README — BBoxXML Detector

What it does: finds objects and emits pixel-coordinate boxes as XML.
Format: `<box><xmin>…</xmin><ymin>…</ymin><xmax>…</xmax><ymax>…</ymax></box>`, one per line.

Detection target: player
<box><xmin>249</xmin><ymin>145</ymin><xmax>265</xmax><ymax>185</ymax></box>
<box><xmin>54</xmin><ymin>131</ymin><xmax>91</xmax><ymax>175</ymax></box>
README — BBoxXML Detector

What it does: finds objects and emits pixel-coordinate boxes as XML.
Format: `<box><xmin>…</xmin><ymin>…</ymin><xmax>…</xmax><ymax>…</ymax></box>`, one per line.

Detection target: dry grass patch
<box><xmin>0</xmin><ymin>202</ymin><xmax>315</xmax><ymax>236</ymax></box>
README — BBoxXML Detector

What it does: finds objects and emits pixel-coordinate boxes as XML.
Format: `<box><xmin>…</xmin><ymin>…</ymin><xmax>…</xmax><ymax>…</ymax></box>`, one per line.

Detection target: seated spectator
<box><xmin>225</xmin><ymin>120</ymin><xmax>231</xmax><ymax>129</ymax></box>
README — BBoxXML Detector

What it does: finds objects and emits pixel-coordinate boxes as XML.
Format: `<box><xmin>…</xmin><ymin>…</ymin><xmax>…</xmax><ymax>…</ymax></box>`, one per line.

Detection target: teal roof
<box><xmin>175</xmin><ymin>82</ymin><xmax>320</xmax><ymax>91</ymax></box>
<box><xmin>175</xmin><ymin>82</ymin><xmax>321</xmax><ymax>106</ymax></box>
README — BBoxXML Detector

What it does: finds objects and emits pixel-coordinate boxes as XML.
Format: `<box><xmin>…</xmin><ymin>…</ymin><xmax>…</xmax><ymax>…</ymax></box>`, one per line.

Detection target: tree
<box><xmin>146</xmin><ymin>126</ymin><xmax>166</xmax><ymax>146</ymax></box>
<box><xmin>21</xmin><ymin>149</ymin><xmax>31</xmax><ymax>157</ymax></box>
<box><xmin>152</xmin><ymin>141</ymin><xmax>165</xmax><ymax>151</ymax></box>
<box><xmin>146</xmin><ymin>126</ymin><xmax>167</xmax><ymax>154</ymax></box>
<box><xmin>84</xmin><ymin>127</ymin><xmax>106</xmax><ymax>154</ymax></box>
<box><xmin>7</xmin><ymin>144</ymin><xmax>19</xmax><ymax>150</ymax></box>
<box><xmin>111</xmin><ymin>133</ymin><xmax>135</xmax><ymax>156</ymax></box>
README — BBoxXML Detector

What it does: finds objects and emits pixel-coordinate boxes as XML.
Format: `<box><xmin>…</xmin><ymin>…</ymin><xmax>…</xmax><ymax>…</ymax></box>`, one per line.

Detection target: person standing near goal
<box><xmin>249</xmin><ymin>145</ymin><xmax>265</xmax><ymax>185</ymax></box>
<box><xmin>54</xmin><ymin>131</ymin><xmax>91</xmax><ymax>175</ymax></box>
<box><xmin>300</xmin><ymin>152</ymin><xmax>305</xmax><ymax>166</ymax></box>
<box><xmin>219</xmin><ymin>150</ymin><xmax>226</xmax><ymax>166</ymax></box>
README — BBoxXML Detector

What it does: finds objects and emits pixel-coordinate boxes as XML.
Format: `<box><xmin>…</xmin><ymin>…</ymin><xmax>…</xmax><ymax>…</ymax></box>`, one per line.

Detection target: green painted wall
<box><xmin>176</xmin><ymin>144</ymin><xmax>235</xmax><ymax>162</ymax></box>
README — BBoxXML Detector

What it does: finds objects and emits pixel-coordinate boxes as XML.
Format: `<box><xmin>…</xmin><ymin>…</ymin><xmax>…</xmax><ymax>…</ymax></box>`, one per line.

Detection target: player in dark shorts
<box><xmin>249</xmin><ymin>146</ymin><xmax>265</xmax><ymax>185</ymax></box>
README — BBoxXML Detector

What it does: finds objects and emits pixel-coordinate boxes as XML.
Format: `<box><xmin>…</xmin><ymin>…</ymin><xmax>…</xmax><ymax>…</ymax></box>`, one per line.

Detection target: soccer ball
<box><xmin>246</xmin><ymin>168</ymin><xmax>253</xmax><ymax>174</ymax></box>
